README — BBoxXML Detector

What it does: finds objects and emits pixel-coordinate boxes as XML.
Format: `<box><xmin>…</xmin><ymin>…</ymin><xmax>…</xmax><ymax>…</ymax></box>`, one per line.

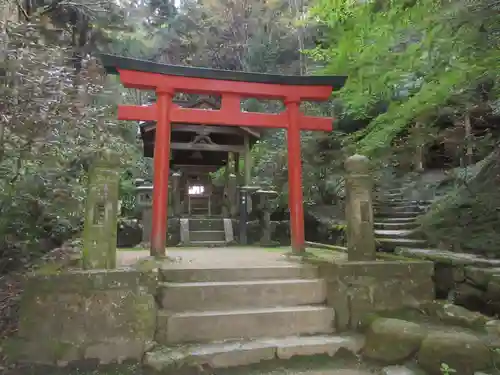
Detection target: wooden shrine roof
<box><xmin>138</xmin><ymin>97</ymin><xmax>261</xmax><ymax>166</ymax></box>
<box><xmin>100</xmin><ymin>54</ymin><xmax>347</xmax><ymax>88</ymax></box>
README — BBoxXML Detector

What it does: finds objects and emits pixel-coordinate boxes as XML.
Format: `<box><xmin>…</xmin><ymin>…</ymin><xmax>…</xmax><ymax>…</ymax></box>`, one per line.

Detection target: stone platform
<box><xmin>9</xmin><ymin>246</ymin><xmax>436</xmax><ymax>371</ymax></box>
<box><xmin>117</xmin><ymin>246</ymin><xmax>329</xmax><ymax>268</ymax></box>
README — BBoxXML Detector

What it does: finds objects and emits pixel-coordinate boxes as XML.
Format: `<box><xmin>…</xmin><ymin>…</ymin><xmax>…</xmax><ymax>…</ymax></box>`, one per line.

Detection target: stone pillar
<box><xmin>228</xmin><ymin>173</ymin><xmax>238</xmax><ymax>217</ymax></box>
<box><xmin>257</xmin><ymin>190</ymin><xmax>278</xmax><ymax>246</ymax></box>
<box><xmin>136</xmin><ymin>184</ymin><xmax>153</xmax><ymax>243</ymax></box>
<box><xmin>344</xmin><ymin>154</ymin><xmax>376</xmax><ymax>261</ymax></box>
<box><xmin>243</xmin><ymin>133</ymin><xmax>252</xmax><ymax>186</ymax></box>
<box><xmin>172</xmin><ymin>172</ymin><xmax>181</xmax><ymax>216</ymax></box>
<box><xmin>82</xmin><ymin>151</ymin><xmax>120</xmax><ymax>269</ymax></box>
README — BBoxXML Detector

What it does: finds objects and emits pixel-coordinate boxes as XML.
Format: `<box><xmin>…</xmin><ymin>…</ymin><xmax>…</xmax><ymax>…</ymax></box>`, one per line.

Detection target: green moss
<box><xmin>50</xmin><ymin>340</ymin><xmax>77</xmax><ymax>362</ymax></box>
<box><xmin>131</xmin><ymin>294</ymin><xmax>156</xmax><ymax>335</ymax></box>
<box><xmin>35</xmin><ymin>263</ymin><xmax>65</xmax><ymax>275</ymax></box>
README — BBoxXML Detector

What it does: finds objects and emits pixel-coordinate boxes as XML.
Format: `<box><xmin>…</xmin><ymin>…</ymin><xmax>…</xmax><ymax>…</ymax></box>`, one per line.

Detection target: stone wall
<box><xmin>316</xmin><ymin>260</ymin><xmax>435</xmax><ymax>331</ymax></box>
<box><xmin>7</xmin><ymin>269</ymin><xmax>157</xmax><ymax>365</ymax></box>
<box><xmin>397</xmin><ymin>248</ymin><xmax>500</xmax><ymax>316</ymax></box>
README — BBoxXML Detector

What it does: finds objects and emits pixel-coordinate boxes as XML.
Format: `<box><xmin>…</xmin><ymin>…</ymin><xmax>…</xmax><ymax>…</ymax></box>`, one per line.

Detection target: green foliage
<box><xmin>308</xmin><ymin>0</ymin><xmax>500</xmax><ymax>155</ymax></box>
<box><xmin>0</xmin><ymin>11</ymin><xmax>144</xmax><ymax>272</ymax></box>
<box><xmin>418</xmin><ymin>148</ymin><xmax>500</xmax><ymax>254</ymax></box>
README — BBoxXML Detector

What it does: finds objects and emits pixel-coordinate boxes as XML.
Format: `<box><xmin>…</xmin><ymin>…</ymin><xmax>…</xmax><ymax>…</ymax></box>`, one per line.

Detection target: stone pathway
<box><xmin>373</xmin><ymin>187</ymin><xmax>430</xmax><ymax>251</ymax></box>
<box><xmin>117</xmin><ymin>246</ymin><xmax>346</xmax><ymax>268</ymax></box>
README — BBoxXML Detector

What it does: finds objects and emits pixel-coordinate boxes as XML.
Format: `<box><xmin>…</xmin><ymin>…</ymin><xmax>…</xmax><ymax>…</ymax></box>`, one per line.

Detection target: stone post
<box><xmin>228</xmin><ymin>173</ymin><xmax>238</xmax><ymax>217</ymax></box>
<box><xmin>172</xmin><ymin>172</ymin><xmax>181</xmax><ymax>216</ymax></box>
<box><xmin>256</xmin><ymin>189</ymin><xmax>278</xmax><ymax>246</ymax></box>
<box><xmin>136</xmin><ymin>183</ymin><xmax>153</xmax><ymax>243</ymax></box>
<box><xmin>82</xmin><ymin>151</ymin><xmax>121</xmax><ymax>269</ymax></box>
<box><xmin>344</xmin><ymin>154</ymin><xmax>376</xmax><ymax>261</ymax></box>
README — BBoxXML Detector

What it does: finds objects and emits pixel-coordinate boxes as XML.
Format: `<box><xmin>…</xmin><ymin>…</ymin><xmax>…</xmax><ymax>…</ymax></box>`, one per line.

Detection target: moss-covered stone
<box><xmin>421</xmin><ymin>301</ymin><xmax>491</xmax><ymax>330</ymax></box>
<box><xmin>10</xmin><ymin>269</ymin><xmax>157</xmax><ymax>365</ymax></box>
<box><xmin>417</xmin><ymin>332</ymin><xmax>491</xmax><ymax>375</ymax></box>
<box><xmin>363</xmin><ymin>318</ymin><xmax>426</xmax><ymax>364</ymax></box>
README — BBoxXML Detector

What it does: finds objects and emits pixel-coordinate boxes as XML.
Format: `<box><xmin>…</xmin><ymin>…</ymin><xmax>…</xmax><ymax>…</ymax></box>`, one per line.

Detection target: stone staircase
<box><xmin>181</xmin><ymin>218</ymin><xmax>234</xmax><ymax>246</ymax></box>
<box><xmin>374</xmin><ymin>187</ymin><xmax>433</xmax><ymax>252</ymax></box>
<box><xmin>145</xmin><ymin>264</ymin><xmax>363</xmax><ymax>371</ymax></box>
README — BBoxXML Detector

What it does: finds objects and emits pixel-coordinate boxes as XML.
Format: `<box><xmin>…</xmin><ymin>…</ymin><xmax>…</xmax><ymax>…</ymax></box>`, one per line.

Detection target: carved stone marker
<box><xmin>82</xmin><ymin>151</ymin><xmax>120</xmax><ymax>269</ymax></box>
<box><xmin>344</xmin><ymin>154</ymin><xmax>376</xmax><ymax>261</ymax></box>
<box><xmin>256</xmin><ymin>189</ymin><xmax>278</xmax><ymax>246</ymax></box>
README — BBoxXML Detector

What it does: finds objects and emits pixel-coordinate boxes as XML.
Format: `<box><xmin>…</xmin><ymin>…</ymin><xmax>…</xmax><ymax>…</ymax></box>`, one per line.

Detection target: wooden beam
<box><xmin>171</xmin><ymin>142</ymin><xmax>245</xmax><ymax>153</ymax></box>
<box><xmin>116</xmin><ymin>68</ymin><xmax>340</xmax><ymax>101</ymax></box>
<box><xmin>172</xmin><ymin>165</ymin><xmax>220</xmax><ymax>173</ymax></box>
<box><xmin>119</xmin><ymin>104</ymin><xmax>333</xmax><ymax>131</ymax></box>
<box><xmin>171</xmin><ymin>124</ymin><xmax>245</xmax><ymax>136</ymax></box>
<box><xmin>241</xmin><ymin>126</ymin><xmax>261</xmax><ymax>138</ymax></box>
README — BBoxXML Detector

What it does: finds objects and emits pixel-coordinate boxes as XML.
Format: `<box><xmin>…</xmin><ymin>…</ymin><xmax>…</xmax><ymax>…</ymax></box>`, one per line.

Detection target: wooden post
<box><xmin>82</xmin><ymin>151</ymin><xmax>120</xmax><ymax>269</ymax></box>
<box><xmin>151</xmin><ymin>88</ymin><xmax>173</xmax><ymax>257</ymax></box>
<box><xmin>344</xmin><ymin>154</ymin><xmax>376</xmax><ymax>261</ymax></box>
<box><xmin>285</xmin><ymin>99</ymin><xmax>305</xmax><ymax>254</ymax></box>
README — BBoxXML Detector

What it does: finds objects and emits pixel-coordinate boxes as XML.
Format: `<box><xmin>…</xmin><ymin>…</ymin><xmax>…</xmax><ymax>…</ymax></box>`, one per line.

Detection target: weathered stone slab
<box><xmin>8</xmin><ymin>269</ymin><xmax>157</xmax><ymax>365</ymax></box>
<box><xmin>158</xmin><ymin>278</ymin><xmax>326</xmax><ymax>311</ymax></box>
<box><xmin>396</xmin><ymin>248</ymin><xmax>500</xmax><ymax>268</ymax></box>
<box><xmin>319</xmin><ymin>260</ymin><xmax>434</xmax><ymax>331</ymax></box>
<box><xmin>382</xmin><ymin>365</ymin><xmax>425</xmax><ymax>375</ymax></box>
<box><xmin>466</xmin><ymin>267</ymin><xmax>500</xmax><ymax>288</ymax></box>
<box><xmin>363</xmin><ymin>318</ymin><xmax>425</xmax><ymax>363</ymax></box>
<box><xmin>156</xmin><ymin>306</ymin><xmax>334</xmax><ymax>344</ymax></box>
<box><xmin>144</xmin><ymin>334</ymin><xmax>364</xmax><ymax>370</ymax></box>
<box><xmin>264</xmin><ymin>334</ymin><xmax>364</xmax><ymax>359</ymax></box>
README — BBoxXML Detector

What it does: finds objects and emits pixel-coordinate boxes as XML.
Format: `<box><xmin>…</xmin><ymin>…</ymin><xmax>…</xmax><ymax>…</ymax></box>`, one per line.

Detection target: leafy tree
<box><xmin>308</xmin><ymin>0</ymin><xmax>499</xmax><ymax>156</ymax></box>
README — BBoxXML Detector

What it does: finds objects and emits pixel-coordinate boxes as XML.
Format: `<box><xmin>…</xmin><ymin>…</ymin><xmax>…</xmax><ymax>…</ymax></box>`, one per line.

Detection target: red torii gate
<box><xmin>100</xmin><ymin>54</ymin><xmax>347</xmax><ymax>256</ymax></box>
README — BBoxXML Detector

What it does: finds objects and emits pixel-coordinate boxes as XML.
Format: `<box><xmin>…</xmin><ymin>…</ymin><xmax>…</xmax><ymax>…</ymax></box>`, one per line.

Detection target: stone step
<box><xmin>374</xmin><ymin>229</ymin><xmax>419</xmax><ymax>238</ymax></box>
<box><xmin>189</xmin><ymin>230</ymin><xmax>226</xmax><ymax>242</ymax></box>
<box><xmin>374</xmin><ymin>221</ymin><xmax>419</xmax><ymax>230</ymax></box>
<box><xmin>189</xmin><ymin>218</ymin><xmax>225</xmax><ymax>231</ymax></box>
<box><xmin>374</xmin><ymin>204</ymin><xmax>424</xmax><ymax>212</ymax></box>
<box><xmin>374</xmin><ymin>216</ymin><xmax>418</xmax><ymax>223</ymax></box>
<box><xmin>376</xmin><ymin>237</ymin><xmax>427</xmax><ymax>251</ymax></box>
<box><xmin>156</xmin><ymin>306</ymin><xmax>335</xmax><ymax>344</ymax></box>
<box><xmin>377</xmin><ymin>199</ymin><xmax>433</xmax><ymax>206</ymax></box>
<box><xmin>145</xmin><ymin>334</ymin><xmax>364</xmax><ymax>371</ymax></box>
<box><xmin>375</xmin><ymin>208</ymin><xmax>424</xmax><ymax>217</ymax></box>
<box><xmin>375</xmin><ymin>211</ymin><xmax>420</xmax><ymax>219</ymax></box>
<box><xmin>189</xmin><ymin>240</ymin><xmax>227</xmax><ymax>247</ymax></box>
<box><xmin>158</xmin><ymin>279</ymin><xmax>326</xmax><ymax>312</ymax></box>
<box><xmin>384</xmin><ymin>194</ymin><xmax>404</xmax><ymax>198</ymax></box>
<box><xmin>159</xmin><ymin>265</ymin><xmax>320</xmax><ymax>282</ymax></box>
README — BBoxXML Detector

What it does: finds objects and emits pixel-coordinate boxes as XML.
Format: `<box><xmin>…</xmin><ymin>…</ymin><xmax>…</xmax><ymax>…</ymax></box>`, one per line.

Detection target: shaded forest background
<box><xmin>0</xmin><ymin>0</ymin><xmax>499</xmax><ymax>275</ymax></box>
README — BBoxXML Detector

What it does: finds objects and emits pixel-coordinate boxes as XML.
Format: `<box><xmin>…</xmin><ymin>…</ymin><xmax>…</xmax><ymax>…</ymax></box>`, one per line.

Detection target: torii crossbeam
<box><xmin>100</xmin><ymin>54</ymin><xmax>347</xmax><ymax>256</ymax></box>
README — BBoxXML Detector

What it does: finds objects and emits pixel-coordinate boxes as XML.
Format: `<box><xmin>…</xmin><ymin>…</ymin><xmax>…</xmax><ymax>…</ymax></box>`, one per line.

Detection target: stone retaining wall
<box><xmin>315</xmin><ymin>259</ymin><xmax>435</xmax><ymax>331</ymax></box>
<box><xmin>7</xmin><ymin>269</ymin><xmax>157</xmax><ymax>365</ymax></box>
<box><xmin>396</xmin><ymin>248</ymin><xmax>500</xmax><ymax>315</ymax></box>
